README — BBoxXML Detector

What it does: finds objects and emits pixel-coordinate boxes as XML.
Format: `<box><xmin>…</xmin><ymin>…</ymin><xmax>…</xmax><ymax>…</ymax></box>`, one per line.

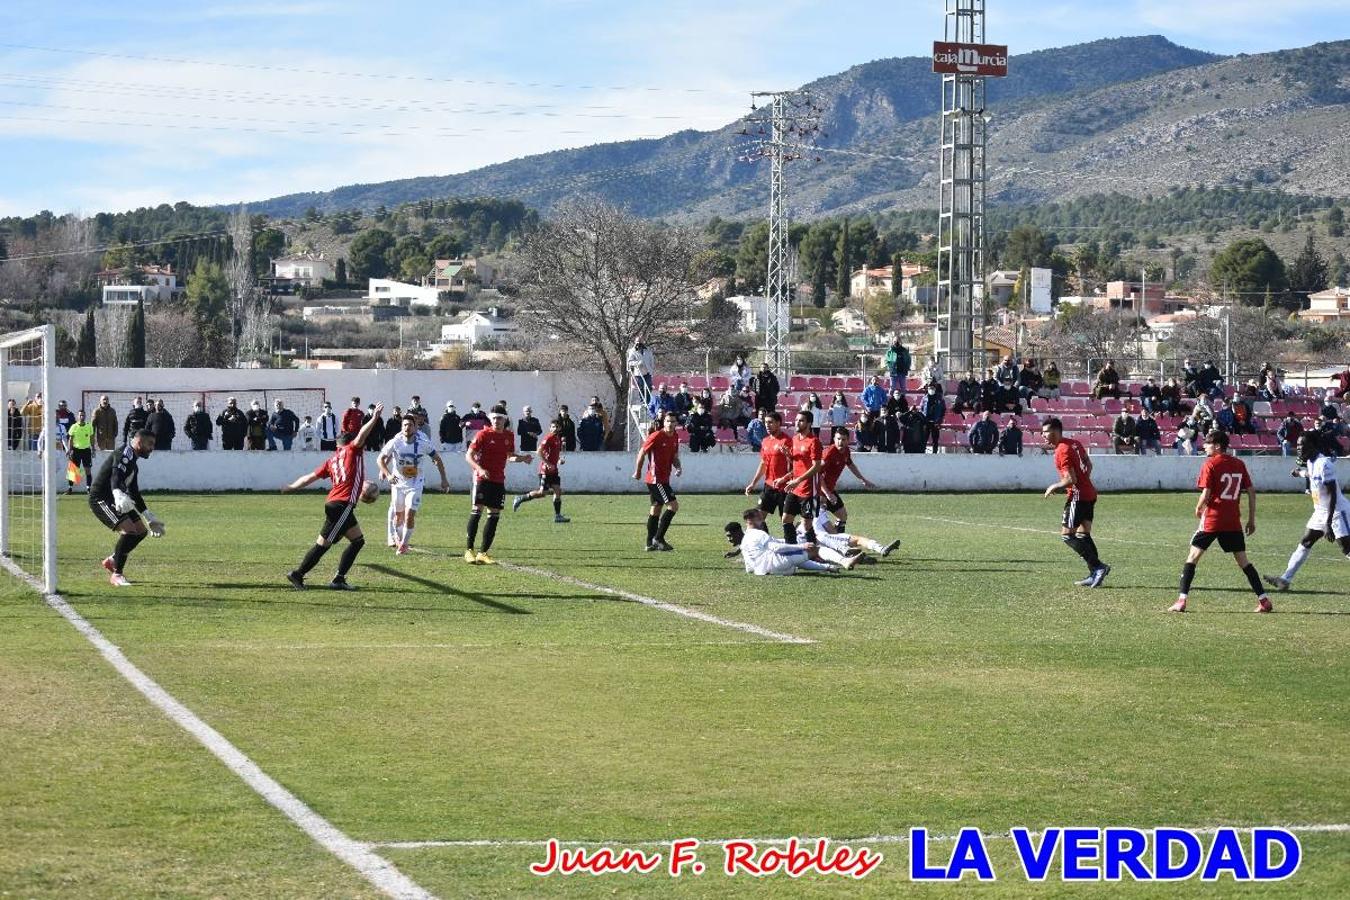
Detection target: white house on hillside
<box><xmin>726</xmin><ymin>295</ymin><xmax>788</xmax><ymax>334</ymax></box>
<box><xmin>368</xmin><ymin>278</ymin><xmax>442</xmax><ymax>309</ymax></box>
<box><xmin>437</xmin><ymin>308</ymin><xmax>518</xmax><ymax>348</ymax></box>
<box><xmin>99</xmin><ymin>264</ymin><xmax>179</xmax><ymax>306</ymax></box>
<box><xmin>272</xmin><ymin>252</ymin><xmax>334</xmax><ymax>287</ymax></box>
<box><xmin>831</xmin><ymin>306</ymin><xmax>870</xmax><ymax>335</ymax></box>
<box><xmin>1300</xmin><ymin>286</ymin><xmax>1350</xmax><ymax>323</ymax></box>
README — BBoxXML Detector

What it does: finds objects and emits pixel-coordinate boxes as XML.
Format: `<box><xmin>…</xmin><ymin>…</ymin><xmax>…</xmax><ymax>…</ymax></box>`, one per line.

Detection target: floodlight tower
<box><xmin>933</xmin><ymin>0</ymin><xmax>1006</xmax><ymax>377</ymax></box>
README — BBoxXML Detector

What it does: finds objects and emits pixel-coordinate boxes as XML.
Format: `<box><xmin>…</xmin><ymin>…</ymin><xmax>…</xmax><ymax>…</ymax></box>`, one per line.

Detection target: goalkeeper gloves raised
<box><xmin>144</xmin><ymin>510</ymin><xmax>166</xmax><ymax>538</ymax></box>
<box><xmin>112</xmin><ymin>489</ymin><xmax>136</xmax><ymax>514</ymax></box>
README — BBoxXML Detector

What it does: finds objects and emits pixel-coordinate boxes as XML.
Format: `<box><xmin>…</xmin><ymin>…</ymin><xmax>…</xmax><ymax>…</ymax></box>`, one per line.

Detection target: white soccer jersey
<box><xmin>380</xmin><ymin>432</ymin><xmax>437</xmax><ymax>487</ymax></box>
<box><xmin>740</xmin><ymin>527</ymin><xmax>808</xmax><ymax>576</ymax></box>
<box><xmin>1309</xmin><ymin>456</ymin><xmax>1349</xmax><ymax>514</ymax></box>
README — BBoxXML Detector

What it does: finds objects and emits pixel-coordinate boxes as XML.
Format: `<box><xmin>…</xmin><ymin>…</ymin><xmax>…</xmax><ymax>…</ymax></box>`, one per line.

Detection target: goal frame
<box><xmin>0</xmin><ymin>325</ymin><xmax>56</xmax><ymax>594</ymax></box>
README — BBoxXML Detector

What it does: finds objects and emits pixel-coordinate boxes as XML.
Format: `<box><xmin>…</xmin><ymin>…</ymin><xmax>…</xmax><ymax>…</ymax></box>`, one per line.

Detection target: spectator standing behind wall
<box><xmin>217</xmin><ymin>398</ymin><xmax>247</xmax><ymax>450</ymax></box>
<box><xmin>21</xmin><ymin>393</ymin><xmax>43</xmax><ymax>450</ymax></box>
<box><xmin>341</xmin><ymin>397</ymin><xmax>364</xmax><ymax>435</ymax></box>
<box><xmin>861</xmin><ymin>376</ymin><xmax>886</xmax><ymax>414</ymax></box>
<box><xmin>122</xmin><ymin>396</ymin><xmax>148</xmax><ymax>444</ymax></box>
<box><xmin>968</xmin><ymin>411</ymin><xmax>999</xmax><ymax>454</ymax></box>
<box><xmin>751</xmin><ymin>364</ymin><xmax>780</xmax><ymax>413</ymax></box>
<box><xmin>578</xmin><ymin>404</ymin><xmax>605</xmax><ymax>451</ymax></box>
<box><xmin>556</xmin><ymin>405</ymin><xmax>577</xmax><ymax>451</ymax></box>
<box><xmin>147</xmin><ymin>400</ymin><xmax>176</xmax><ymax>451</ymax></box>
<box><xmin>517</xmin><ymin>406</ymin><xmax>542</xmax><ymax>452</ymax></box>
<box><xmin>998</xmin><ymin>417</ymin><xmax>1023</xmax><ymax>456</ymax></box>
<box><xmin>269</xmin><ymin>400</ymin><xmax>299</xmax><ymax>450</ymax></box>
<box><xmin>6</xmin><ymin>399</ymin><xmax>22</xmax><ymax>450</ymax></box>
<box><xmin>245</xmin><ymin>400</ymin><xmax>269</xmax><ymax>450</ymax></box>
<box><xmin>439</xmin><ymin>403</ymin><xmax>463</xmax><ymax>452</ymax></box>
<box><xmin>92</xmin><ymin>395</ymin><xmax>118</xmax><ymax>451</ymax></box>
<box><xmin>298</xmin><ymin>416</ymin><xmax>316</xmax><ymax>450</ymax></box>
<box><xmin>407</xmin><ymin>396</ymin><xmax>429</xmax><ymax>437</ymax></box>
<box><xmin>317</xmin><ymin>402</ymin><xmax>339</xmax><ymax>451</ymax></box>
<box><xmin>185</xmin><ymin>401</ymin><xmax>212</xmax><ymax>450</ymax></box>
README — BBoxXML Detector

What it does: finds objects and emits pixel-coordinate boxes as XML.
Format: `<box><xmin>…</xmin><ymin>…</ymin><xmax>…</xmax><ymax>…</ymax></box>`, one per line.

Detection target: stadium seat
<box><xmin>710</xmin><ymin>375</ymin><xmax>729</xmax><ymax>390</ymax></box>
<box><xmin>844</xmin><ymin>377</ymin><xmax>864</xmax><ymax>392</ymax></box>
<box><xmin>688</xmin><ymin>375</ymin><xmax>707</xmax><ymax>389</ymax></box>
<box><xmin>788</xmin><ymin>376</ymin><xmax>811</xmax><ymax>392</ymax></box>
<box><xmin>1102</xmin><ymin>399</ymin><xmax>1123</xmax><ymax>414</ymax></box>
<box><xmin>809</xmin><ymin>376</ymin><xmax>828</xmax><ymax>391</ymax></box>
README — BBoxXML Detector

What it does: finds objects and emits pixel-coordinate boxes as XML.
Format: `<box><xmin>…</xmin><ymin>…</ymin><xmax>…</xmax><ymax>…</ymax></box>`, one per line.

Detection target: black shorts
<box><xmin>70</xmin><ymin>447</ymin><xmax>93</xmax><ymax>468</ymax></box>
<box><xmin>784</xmin><ymin>493</ymin><xmax>813</xmax><ymax>517</ymax></box>
<box><xmin>89</xmin><ymin>495</ymin><xmax>136</xmax><ymax>531</ymax></box>
<box><xmin>759</xmin><ymin>487</ymin><xmax>786</xmax><ymax>515</ymax></box>
<box><xmin>647</xmin><ymin>482</ymin><xmax>676</xmax><ymax>505</ymax></box>
<box><xmin>820</xmin><ymin>490</ymin><xmax>845</xmax><ymax>513</ymax></box>
<box><xmin>1191</xmin><ymin>530</ymin><xmax>1246</xmax><ymax>553</ymax></box>
<box><xmin>473</xmin><ymin>479</ymin><xmax>506</xmax><ymax>509</ymax></box>
<box><xmin>539</xmin><ymin>471</ymin><xmax>561</xmax><ymax>490</ymax></box>
<box><xmin>321</xmin><ymin>500</ymin><xmax>360</xmax><ymax>543</ymax></box>
<box><xmin>1062</xmin><ymin>497</ymin><xmax>1096</xmax><ymax>530</ymax></box>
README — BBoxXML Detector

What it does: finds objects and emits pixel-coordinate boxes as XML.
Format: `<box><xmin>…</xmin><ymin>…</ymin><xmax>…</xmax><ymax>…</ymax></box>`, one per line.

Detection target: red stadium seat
<box><xmin>844</xmin><ymin>377</ymin><xmax>864</xmax><ymax>392</ymax></box>
<box><xmin>687</xmin><ymin>375</ymin><xmax>707</xmax><ymax>389</ymax></box>
<box><xmin>788</xmin><ymin>376</ymin><xmax>811</xmax><ymax>392</ymax></box>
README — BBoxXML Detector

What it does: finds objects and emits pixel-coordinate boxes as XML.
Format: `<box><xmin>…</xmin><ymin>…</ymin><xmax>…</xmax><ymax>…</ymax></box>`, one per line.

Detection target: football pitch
<box><xmin>1</xmin><ymin>490</ymin><xmax>1347</xmax><ymax>898</ymax></box>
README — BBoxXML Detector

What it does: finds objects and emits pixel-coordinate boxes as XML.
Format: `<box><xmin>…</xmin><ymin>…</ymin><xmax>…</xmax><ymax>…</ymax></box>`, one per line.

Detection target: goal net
<box><xmin>0</xmin><ymin>325</ymin><xmax>56</xmax><ymax>594</ymax></box>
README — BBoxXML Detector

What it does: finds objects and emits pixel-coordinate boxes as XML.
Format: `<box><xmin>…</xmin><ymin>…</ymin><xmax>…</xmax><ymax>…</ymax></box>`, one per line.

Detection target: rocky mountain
<box><xmin>247</xmin><ymin>36</ymin><xmax>1350</xmax><ymax>222</ymax></box>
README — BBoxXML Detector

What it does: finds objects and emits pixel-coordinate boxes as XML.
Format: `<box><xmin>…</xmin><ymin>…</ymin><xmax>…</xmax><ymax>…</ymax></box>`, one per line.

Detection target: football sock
<box><xmin>646</xmin><ymin>514</ymin><xmax>659</xmax><ymax>544</ymax></box>
<box><xmin>1242</xmin><ymin>563</ymin><xmax>1266</xmax><ymax>598</ymax></box>
<box><xmin>387</xmin><ymin>505</ymin><xmax>396</xmax><ymax>544</ymax></box>
<box><xmin>1062</xmin><ymin>534</ymin><xmax>1090</xmax><ymax>567</ymax></box>
<box><xmin>297</xmin><ymin>542</ymin><xmax>329</xmax><ymax>576</ymax></box>
<box><xmin>799</xmin><ymin>559</ymin><xmax>834</xmax><ymax>572</ymax></box>
<box><xmin>1080</xmin><ymin>535</ymin><xmax>1103</xmax><ymax>569</ymax></box>
<box><xmin>466</xmin><ymin>511</ymin><xmax>481</xmax><ymax>550</ymax></box>
<box><xmin>865</xmin><ymin>539</ymin><xmax>885</xmax><ymax>553</ymax></box>
<box><xmin>112</xmin><ymin>531</ymin><xmax>146</xmax><ymax>574</ymax></box>
<box><xmin>783</xmin><ymin>523</ymin><xmax>796</xmax><ymax>544</ymax></box>
<box><xmin>516</xmin><ymin>492</ymin><xmax>535</xmax><ymax>505</ymax></box>
<box><xmin>657</xmin><ymin>510</ymin><xmax>676</xmax><ymax>542</ymax></box>
<box><xmin>553</xmin><ymin>497</ymin><xmax>562</xmax><ymax>516</ymax></box>
<box><xmin>1282</xmin><ymin>543</ymin><xmax>1311</xmax><ymax>582</ymax></box>
<box><xmin>402</xmin><ymin>525</ymin><xmax>413</xmax><ymax>546</ymax></box>
<box><xmin>1178</xmin><ymin>562</ymin><xmax>1196</xmax><ymax>597</ymax></box>
<box><xmin>337</xmin><ymin>537</ymin><xmax>364</xmax><ymax>578</ymax></box>
<box><xmin>481</xmin><ymin>514</ymin><xmax>499</xmax><ymax>552</ymax></box>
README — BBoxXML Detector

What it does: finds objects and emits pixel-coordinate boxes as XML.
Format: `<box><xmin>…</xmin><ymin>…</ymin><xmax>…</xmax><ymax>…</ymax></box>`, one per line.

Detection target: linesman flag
<box><xmin>66</xmin><ymin>459</ymin><xmax>83</xmax><ymax>485</ymax></box>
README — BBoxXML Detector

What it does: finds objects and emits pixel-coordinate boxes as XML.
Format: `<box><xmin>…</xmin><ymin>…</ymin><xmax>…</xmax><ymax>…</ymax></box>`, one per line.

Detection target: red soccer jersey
<box><xmin>819</xmin><ymin>444</ymin><xmax>852</xmax><ymax>493</ymax></box>
<box><xmin>315</xmin><ymin>443</ymin><xmax>364</xmax><ymax>504</ymax></box>
<box><xmin>789</xmin><ymin>432</ymin><xmax>823</xmax><ymax>498</ymax></box>
<box><xmin>641</xmin><ymin>430</ymin><xmax>679</xmax><ymax>484</ymax></box>
<box><xmin>1197</xmin><ymin>453</ymin><xmax>1249</xmax><ymax>532</ymax></box>
<box><xmin>1054</xmin><ymin>438</ymin><xmax>1098</xmax><ymax>502</ymax></box>
<box><xmin>470</xmin><ymin>428</ymin><xmax>515</xmax><ymax>483</ymax></box>
<box><xmin>760</xmin><ymin>432</ymin><xmax>792</xmax><ymax>486</ymax></box>
<box><xmin>538</xmin><ymin>433</ymin><xmax>562</xmax><ymax>474</ymax></box>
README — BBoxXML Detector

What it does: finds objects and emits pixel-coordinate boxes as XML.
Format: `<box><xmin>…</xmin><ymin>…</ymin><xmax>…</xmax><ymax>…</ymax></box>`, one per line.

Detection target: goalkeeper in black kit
<box><xmin>89</xmin><ymin>429</ymin><xmax>162</xmax><ymax>586</ymax></box>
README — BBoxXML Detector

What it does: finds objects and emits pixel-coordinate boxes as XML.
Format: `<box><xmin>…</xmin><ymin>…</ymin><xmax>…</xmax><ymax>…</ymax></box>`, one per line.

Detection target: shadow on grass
<box><xmin>364</xmin><ymin>564</ymin><xmax>531</xmax><ymax>615</ymax></box>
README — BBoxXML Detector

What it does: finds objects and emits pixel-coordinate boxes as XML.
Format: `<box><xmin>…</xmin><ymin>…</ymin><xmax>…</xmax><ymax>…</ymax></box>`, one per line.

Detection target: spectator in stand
<box><xmin>1232</xmin><ymin>400</ymin><xmax>1257</xmax><ymax>435</ymax></box>
<box><xmin>21</xmin><ymin>392</ymin><xmax>43</xmax><ymax>450</ymax></box>
<box><xmin>1334</xmin><ymin>364</ymin><xmax>1350</xmax><ymax>400</ymax></box>
<box><xmin>884</xmin><ymin>339</ymin><xmax>911</xmax><ymax>392</ymax></box>
<box><xmin>1160</xmin><ymin>377</ymin><xmax>1184</xmax><ymax>416</ymax></box>
<box><xmin>717</xmin><ymin>387</ymin><xmax>748</xmax><ymax>436</ymax></box>
<box><xmin>147</xmin><ymin>399</ymin><xmax>175</xmax><ymax>451</ymax></box>
<box><xmin>979</xmin><ymin>369</ymin><xmax>1000</xmax><ymax>413</ymax></box>
<box><xmin>687</xmin><ymin>400</ymin><xmax>715</xmax><ymax>453</ymax></box>
<box><xmin>1017</xmin><ymin>359</ymin><xmax>1042</xmax><ymax>410</ymax></box>
<box><xmin>462</xmin><ymin>402</ymin><xmax>489</xmax><ymax>441</ymax></box>
<box><xmin>244</xmin><ymin>400</ymin><xmax>268</xmax><ymax>450</ymax></box>
<box><xmin>627</xmin><ymin>338</ymin><xmax>655</xmax><ymax>403</ymax></box>
<box><xmin>216</xmin><ymin>397</ymin><xmax>247</xmax><ymax>450</ymax></box>
<box><xmin>92</xmin><ymin>395</ymin><xmax>118</xmax><ymax>451</ymax></box>
<box><xmin>885</xmin><ymin>388</ymin><xmax>908</xmax><ymax>418</ymax></box>
<box><xmin>121</xmin><ymin>396</ymin><xmax>148</xmax><ymax>444</ymax></box>
<box><xmin>1196</xmin><ymin>360</ymin><xmax>1224</xmax><ymax>399</ymax></box>
<box><xmin>878</xmin><ymin>408</ymin><xmax>899</xmax><ymax>453</ymax></box>
<box><xmin>268</xmin><ymin>399</ymin><xmax>299</xmax><ymax>450</ymax></box>
<box><xmin>1191</xmin><ymin>396</ymin><xmax>1215</xmax><ymax>437</ymax></box>
<box><xmin>921</xmin><ymin>355</ymin><xmax>944</xmax><ymax>389</ymax></box>
<box><xmin>439</xmin><ymin>402</ymin><xmax>463</xmax><ymax>452</ymax></box>
<box><xmin>1181</xmin><ymin>359</ymin><xmax>1201</xmax><ymax>397</ymax></box>
<box><xmin>360</xmin><ymin>403</ymin><xmax>384</xmax><ymax>454</ymax></box>
<box><xmin>1260</xmin><ymin>369</ymin><xmax>1286</xmax><ymax>401</ymax></box>
<box><xmin>750</xmin><ymin>363</ymin><xmax>780</xmax><ymax>413</ymax></box>
<box><xmin>1175</xmin><ymin>417</ymin><xmax>1201</xmax><ymax>456</ymax></box>
<box><xmin>998</xmin><ymin>416</ymin><xmax>1023</xmax><ymax>457</ymax></box>
<box><xmin>556</xmin><ymin>404</ymin><xmax>577</xmax><ymax>451</ymax></box>
<box><xmin>827</xmin><ymin>391</ymin><xmax>850</xmax><ymax>428</ymax></box>
<box><xmin>1277</xmin><ymin>413</ymin><xmax>1304</xmax><ymax>457</ymax></box>
<box><xmin>697</xmin><ymin>387</ymin><xmax>715</xmax><ymax>417</ymax></box>
<box><xmin>516</xmin><ymin>405</ymin><xmax>543</xmax><ymax>452</ymax></box>
<box><xmin>1139</xmin><ymin>377</ymin><xmax>1161</xmax><ymax>413</ymax></box>
<box><xmin>1316</xmin><ymin>413</ymin><xmax>1346</xmax><ymax>457</ymax></box>
<box><xmin>1092</xmin><ymin>359</ymin><xmax>1122</xmax><ymax>400</ymax></box>
<box><xmin>900</xmin><ymin>406</ymin><xmax>927</xmax><ymax>454</ymax></box>
<box><xmin>316</xmin><ymin>401</ymin><xmax>339</xmax><ymax>451</ymax></box>
<box><xmin>578</xmin><ymin>401</ymin><xmax>606</xmax><ymax>451</ymax></box>
<box><xmin>647</xmin><ymin>383</ymin><xmax>675</xmax><ymax>420</ymax></box>
<box><xmin>855</xmin><ymin>410</ymin><xmax>879</xmax><ymax>452</ymax></box>
<box><xmin>953</xmin><ymin>372</ymin><xmax>980</xmax><ymax>415</ymax></box>
<box><xmin>6</xmin><ymin>398</ymin><xmax>23</xmax><ymax>450</ymax></box>
<box><xmin>861</xmin><ymin>375</ymin><xmax>887</xmax><ymax>414</ymax></box>
<box><xmin>383</xmin><ymin>406</ymin><xmax>404</xmax><ymax>446</ymax></box>
<box><xmin>805</xmin><ymin>392</ymin><xmax>824</xmax><ymax>414</ymax></box>
<box><xmin>589</xmin><ymin>396</ymin><xmax>611</xmax><ymax>438</ymax></box>
<box><xmin>341</xmin><ymin>397</ymin><xmax>364</xmax><ymax>435</ymax></box>
<box><xmin>672</xmin><ymin>382</ymin><xmax>695</xmax><ymax>423</ymax></box>
<box><xmin>1321</xmin><ymin>389</ymin><xmax>1341</xmax><ymax>423</ymax></box>
<box><xmin>729</xmin><ymin>354</ymin><xmax>751</xmax><ymax>393</ymax></box>
<box><xmin>298</xmin><ymin>416</ymin><xmax>317</xmax><ymax>450</ymax></box>
<box><xmin>994</xmin><ymin>355</ymin><xmax>1019</xmax><ymax>392</ymax></box>
<box><xmin>968</xmin><ymin>410</ymin><xmax>999</xmax><ymax>454</ymax></box>
<box><xmin>1111</xmin><ymin>410</ymin><xmax>1137</xmax><ymax>454</ymax></box>
<box><xmin>919</xmin><ymin>382</ymin><xmax>945</xmax><ymax>454</ymax></box>
<box><xmin>1134</xmin><ymin>410</ymin><xmax>1161</xmax><ymax>455</ymax></box>
<box><xmin>746</xmin><ymin>409</ymin><xmax>768</xmax><ymax>451</ymax></box>
<box><xmin>1214</xmin><ymin>400</ymin><xmax>1236</xmax><ymax>434</ymax></box>
<box><xmin>1040</xmin><ymin>361</ymin><xmax>1062</xmax><ymax>401</ymax></box>
<box><xmin>407</xmin><ymin>395</ymin><xmax>430</xmax><ymax>437</ymax></box>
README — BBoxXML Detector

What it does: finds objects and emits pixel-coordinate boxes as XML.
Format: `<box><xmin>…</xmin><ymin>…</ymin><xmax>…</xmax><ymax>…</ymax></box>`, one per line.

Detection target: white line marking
<box><xmin>369</xmin><ymin>823</ymin><xmax>1350</xmax><ymax>850</ymax></box>
<box><xmin>3</xmin><ymin>561</ymin><xmax>434</xmax><ymax>900</ymax></box>
<box><xmin>499</xmin><ymin>561</ymin><xmax>816</xmax><ymax>645</ymax></box>
<box><xmin>159</xmin><ymin>640</ymin><xmax>768</xmax><ymax>652</ymax></box>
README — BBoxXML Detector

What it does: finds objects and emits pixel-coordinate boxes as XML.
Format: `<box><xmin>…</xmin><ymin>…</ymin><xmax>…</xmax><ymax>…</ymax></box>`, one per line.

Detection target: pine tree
<box><xmin>1288</xmin><ymin>233</ymin><xmax>1329</xmax><ymax>305</ymax></box>
<box><xmin>125</xmin><ymin>299</ymin><xmax>146</xmax><ymax>368</ymax></box>
<box><xmin>835</xmin><ymin>220</ymin><xmax>851</xmax><ymax>300</ymax></box>
<box><xmin>76</xmin><ymin>307</ymin><xmax>96</xmax><ymax>366</ymax></box>
<box><xmin>335</xmin><ymin>257</ymin><xmax>347</xmax><ymax>286</ymax></box>
<box><xmin>811</xmin><ymin>267</ymin><xmax>828</xmax><ymax>308</ymax></box>
<box><xmin>890</xmin><ymin>252</ymin><xmax>904</xmax><ymax>298</ymax></box>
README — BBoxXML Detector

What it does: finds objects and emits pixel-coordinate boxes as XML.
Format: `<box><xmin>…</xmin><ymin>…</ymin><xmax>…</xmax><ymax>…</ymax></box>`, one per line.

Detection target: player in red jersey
<box><xmin>817</xmin><ymin>426</ymin><xmax>878</xmax><ymax>533</ymax></box>
<box><xmin>465</xmin><ymin>410</ymin><xmax>532</xmax><ymax>564</ymax></box>
<box><xmin>1041</xmin><ymin>417</ymin><xmax>1111</xmax><ymax>587</ymax></box>
<box><xmin>632</xmin><ymin>411</ymin><xmax>682</xmax><ymax>550</ymax></box>
<box><xmin>744</xmin><ymin>411</ymin><xmax>792</xmax><ymax>517</ymax></box>
<box><xmin>512</xmin><ymin>418</ymin><xmax>569</xmax><ymax>523</ymax></box>
<box><xmin>1169</xmin><ymin>430</ymin><xmax>1273</xmax><ymax>613</ymax></box>
<box><xmin>781</xmin><ymin>410</ymin><xmax>825</xmax><ymax>544</ymax></box>
<box><xmin>282</xmin><ymin>402</ymin><xmax>384</xmax><ymax>591</ymax></box>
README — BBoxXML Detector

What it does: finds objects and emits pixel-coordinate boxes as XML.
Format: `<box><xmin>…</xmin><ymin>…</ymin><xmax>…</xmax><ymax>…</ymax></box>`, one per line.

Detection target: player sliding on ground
<box><xmin>90</xmin><ymin>428</ymin><xmax>163</xmax><ymax>587</ymax></box>
<box><xmin>282</xmin><ymin>402</ymin><xmax>384</xmax><ymax>591</ymax></box>
<box><xmin>632</xmin><ymin>411</ymin><xmax>682</xmax><ymax>551</ymax></box>
<box><xmin>512</xmin><ymin>418</ymin><xmax>569</xmax><ymax>523</ymax></box>
<box><xmin>724</xmin><ymin>508</ymin><xmax>840</xmax><ymax>575</ymax></box>
<box><xmin>1041</xmin><ymin>417</ymin><xmax>1110</xmax><ymax>587</ymax></box>
<box><xmin>1264</xmin><ymin>432</ymin><xmax>1350</xmax><ymax>593</ymax></box>
<box><xmin>465</xmin><ymin>410</ymin><xmax>532</xmax><ymax>565</ymax></box>
<box><xmin>1170</xmin><ymin>430</ymin><xmax>1273</xmax><ymax>613</ymax></box>
<box><xmin>377</xmin><ymin>412</ymin><xmax>449</xmax><ymax>554</ymax></box>
<box><xmin>797</xmin><ymin>508</ymin><xmax>899</xmax><ymax>564</ymax></box>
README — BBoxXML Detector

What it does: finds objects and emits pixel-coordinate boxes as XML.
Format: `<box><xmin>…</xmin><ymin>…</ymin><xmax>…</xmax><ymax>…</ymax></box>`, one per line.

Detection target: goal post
<box><xmin>0</xmin><ymin>325</ymin><xmax>57</xmax><ymax>595</ymax></box>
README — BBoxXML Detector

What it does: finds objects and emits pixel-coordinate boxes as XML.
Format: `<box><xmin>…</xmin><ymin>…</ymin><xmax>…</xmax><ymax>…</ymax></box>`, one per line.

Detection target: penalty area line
<box><xmin>6</xmin><ymin>561</ymin><xmax>435</xmax><ymax>900</ymax></box>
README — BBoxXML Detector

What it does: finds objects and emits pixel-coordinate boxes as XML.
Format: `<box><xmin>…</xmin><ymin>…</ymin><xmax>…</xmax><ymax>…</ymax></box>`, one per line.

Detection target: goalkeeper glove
<box><xmin>144</xmin><ymin>510</ymin><xmax>166</xmax><ymax>538</ymax></box>
<box><xmin>112</xmin><ymin>489</ymin><xmax>136</xmax><ymax>514</ymax></box>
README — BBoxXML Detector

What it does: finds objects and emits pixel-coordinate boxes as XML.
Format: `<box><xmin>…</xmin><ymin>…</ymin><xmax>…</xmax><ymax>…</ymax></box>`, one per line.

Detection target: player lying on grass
<box><xmin>1264</xmin><ymin>432</ymin><xmax>1350</xmax><ymax>592</ymax></box>
<box><xmin>282</xmin><ymin>403</ymin><xmax>384</xmax><ymax>591</ymax></box>
<box><xmin>723</xmin><ymin>508</ymin><xmax>841</xmax><ymax>575</ymax></box>
<box><xmin>377</xmin><ymin>412</ymin><xmax>449</xmax><ymax>554</ymax></box>
<box><xmin>796</xmin><ymin>508</ymin><xmax>900</xmax><ymax>565</ymax></box>
<box><xmin>1169</xmin><ymin>430</ymin><xmax>1274</xmax><ymax>614</ymax></box>
<box><xmin>90</xmin><ymin>428</ymin><xmax>163</xmax><ymax>587</ymax></box>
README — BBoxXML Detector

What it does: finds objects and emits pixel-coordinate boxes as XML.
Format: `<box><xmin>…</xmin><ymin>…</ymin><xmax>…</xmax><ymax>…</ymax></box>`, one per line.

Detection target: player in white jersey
<box><xmin>1264</xmin><ymin>433</ymin><xmax>1350</xmax><ymax>591</ymax></box>
<box><xmin>724</xmin><ymin>508</ymin><xmax>840</xmax><ymax>575</ymax></box>
<box><xmin>377</xmin><ymin>413</ymin><xmax>450</xmax><ymax>554</ymax></box>
<box><xmin>795</xmin><ymin>508</ymin><xmax>901</xmax><ymax>566</ymax></box>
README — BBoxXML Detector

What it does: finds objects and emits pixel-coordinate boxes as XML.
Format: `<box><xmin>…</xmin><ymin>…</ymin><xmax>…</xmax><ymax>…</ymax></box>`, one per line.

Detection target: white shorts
<box><xmin>1306</xmin><ymin>506</ymin><xmax>1350</xmax><ymax>539</ymax></box>
<box><xmin>390</xmin><ymin>478</ymin><xmax>425</xmax><ymax>512</ymax></box>
<box><xmin>817</xmin><ymin>531</ymin><xmax>851</xmax><ymax>555</ymax></box>
<box><xmin>766</xmin><ymin>550</ymin><xmax>808</xmax><ymax>576</ymax></box>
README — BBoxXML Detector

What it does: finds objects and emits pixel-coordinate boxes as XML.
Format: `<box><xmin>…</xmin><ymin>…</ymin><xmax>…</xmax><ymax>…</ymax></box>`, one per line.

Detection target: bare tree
<box><xmin>517</xmin><ymin>199</ymin><xmax>709</xmax><ymax>445</ymax></box>
<box><xmin>1165</xmin><ymin>306</ymin><xmax>1288</xmax><ymax>380</ymax></box>
<box><xmin>97</xmin><ymin>307</ymin><xmax>130</xmax><ymax>367</ymax></box>
<box><xmin>145</xmin><ymin>312</ymin><xmax>202</xmax><ymax>367</ymax></box>
<box><xmin>1038</xmin><ymin>307</ymin><xmax>1140</xmax><ymax>379</ymax></box>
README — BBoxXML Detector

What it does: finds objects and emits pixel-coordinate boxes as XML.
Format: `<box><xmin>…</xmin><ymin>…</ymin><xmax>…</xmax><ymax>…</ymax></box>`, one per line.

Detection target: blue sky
<box><xmin>0</xmin><ymin>0</ymin><xmax>1346</xmax><ymax>217</ymax></box>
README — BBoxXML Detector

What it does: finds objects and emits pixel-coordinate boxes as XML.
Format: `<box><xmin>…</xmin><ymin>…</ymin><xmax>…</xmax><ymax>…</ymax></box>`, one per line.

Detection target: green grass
<box><xmin>1</xmin><ymin>491</ymin><xmax>1347</xmax><ymax>897</ymax></box>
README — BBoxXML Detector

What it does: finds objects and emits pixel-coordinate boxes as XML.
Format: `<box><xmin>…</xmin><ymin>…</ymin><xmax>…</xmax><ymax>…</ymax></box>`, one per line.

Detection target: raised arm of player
<box><xmin>744</xmin><ymin>459</ymin><xmax>766</xmax><ymax>495</ymax></box>
<box><xmin>353</xmin><ymin>402</ymin><xmax>385</xmax><ymax>449</ymax></box>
